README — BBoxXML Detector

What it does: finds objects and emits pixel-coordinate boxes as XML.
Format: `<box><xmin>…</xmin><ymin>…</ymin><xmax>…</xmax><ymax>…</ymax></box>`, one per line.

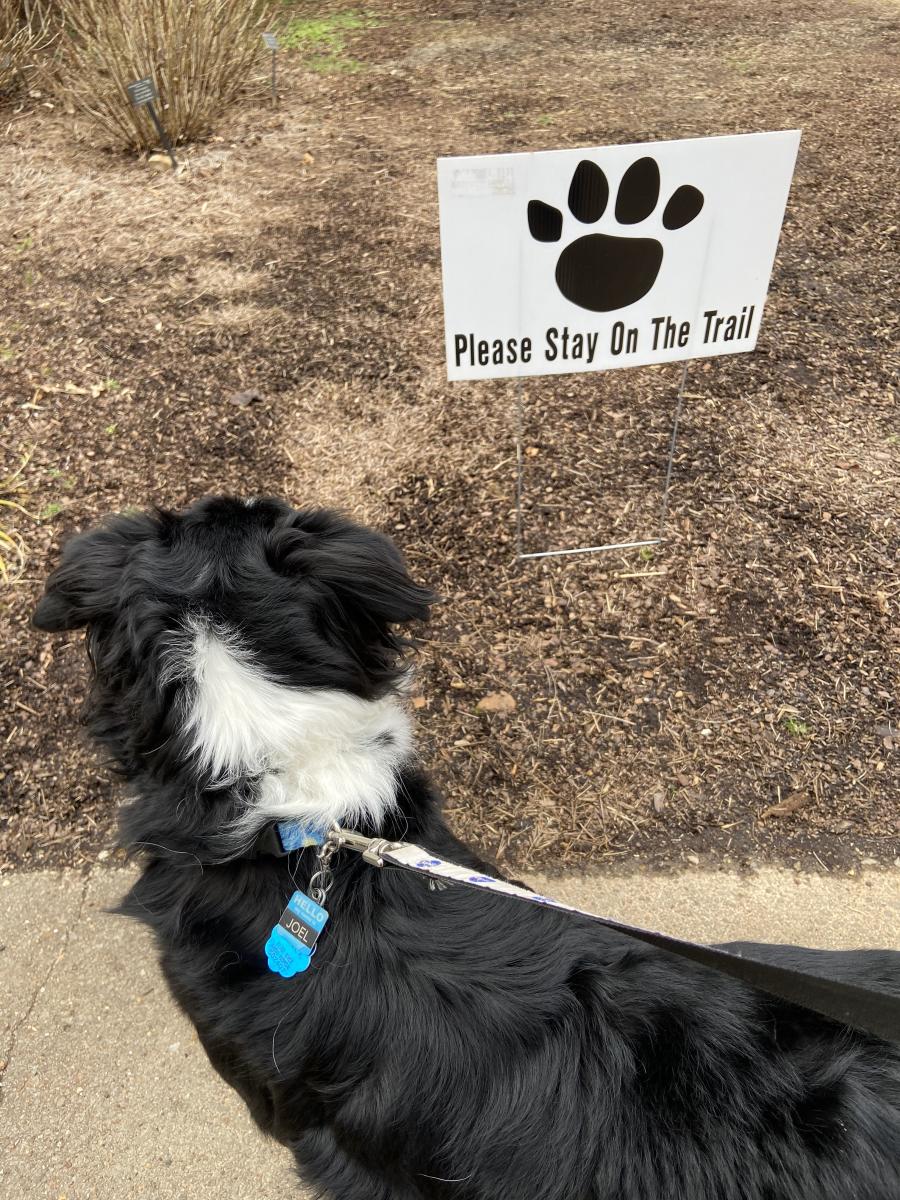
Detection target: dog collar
<box><xmin>248</xmin><ymin>820</ymin><xmax>327</xmax><ymax>858</ymax></box>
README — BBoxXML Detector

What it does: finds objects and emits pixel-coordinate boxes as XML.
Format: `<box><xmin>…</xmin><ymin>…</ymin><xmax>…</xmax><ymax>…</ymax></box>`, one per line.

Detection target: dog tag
<box><xmin>265</xmin><ymin>890</ymin><xmax>330</xmax><ymax>978</ymax></box>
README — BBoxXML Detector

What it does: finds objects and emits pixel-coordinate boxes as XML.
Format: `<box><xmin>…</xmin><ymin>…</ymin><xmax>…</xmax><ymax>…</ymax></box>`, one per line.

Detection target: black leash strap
<box><xmin>566</xmin><ymin>911</ymin><xmax>900</xmax><ymax>1044</ymax></box>
<box><xmin>372</xmin><ymin>839</ymin><xmax>900</xmax><ymax>1044</ymax></box>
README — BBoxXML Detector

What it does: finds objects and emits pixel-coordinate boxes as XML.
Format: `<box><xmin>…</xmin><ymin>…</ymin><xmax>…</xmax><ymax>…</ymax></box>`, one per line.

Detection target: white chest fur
<box><xmin>179</xmin><ymin>621</ymin><xmax>412</xmax><ymax>837</ymax></box>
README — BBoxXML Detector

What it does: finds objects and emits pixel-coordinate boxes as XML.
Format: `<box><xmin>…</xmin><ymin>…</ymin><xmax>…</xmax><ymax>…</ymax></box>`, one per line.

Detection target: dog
<box><xmin>34</xmin><ymin>495</ymin><xmax>900</xmax><ymax>1200</ymax></box>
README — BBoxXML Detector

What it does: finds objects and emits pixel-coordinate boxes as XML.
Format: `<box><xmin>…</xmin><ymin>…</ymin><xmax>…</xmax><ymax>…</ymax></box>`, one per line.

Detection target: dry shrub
<box><xmin>60</xmin><ymin>0</ymin><xmax>271</xmax><ymax>150</ymax></box>
<box><xmin>0</xmin><ymin>1</ymin><xmax>55</xmax><ymax>94</ymax></box>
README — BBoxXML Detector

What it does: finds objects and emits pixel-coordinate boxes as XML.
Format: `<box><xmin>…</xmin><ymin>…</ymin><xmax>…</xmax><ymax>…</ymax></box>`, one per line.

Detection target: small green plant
<box><xmin>0</xmin><ymin>344</ymin><xmax>15</xmax><ymax>361</ymax></box>
<box><xmin>40</xmin><ymin>500</ymin><xmax>63</xmax><ymax>520</ymax></box>
<box><xmin>104</xmin><ymin>378</ymin><xmax>122</xmax><ymax>393</ymax></box>
<box><xmin>105</xmin><ymin>422</ymin><xmax>118</xmax><ymax>436</ymax></box>
<box><xmin>46</xmin><ymin>468</ymin><xmax>75</xmax><ymax>489</ymax></box>
<box><xmin>15</xmin><ymin>234</ymin><xmax>32</xmax><ymax>253</ymax></box>
<box><xmin>639</xmin><ymin>546</ymin><xmax>655</xmax><ymax>562</ymax></box>
<box><xmin>308</xmin><ymin>52</ymin><xmax>363</xmax><ymax>72</ymax></box>
<box><xmin>783</xmin><ymin>716</ymin><xmax>811</xmax><ymax>737</ymax></box>
<box><xmin>281</xmin><ymin>10</ymin><xmax>375</xmax><ymax>70</ymax></box>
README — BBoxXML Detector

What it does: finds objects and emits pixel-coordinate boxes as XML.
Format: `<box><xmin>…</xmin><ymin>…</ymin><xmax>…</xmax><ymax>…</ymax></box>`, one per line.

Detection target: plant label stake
<box><xmin>437</xmin><ymin>131</ymin><xmax>801</xmax><ymax>560</ymax></box>
<box><xmin>262</xmin><ymin>32</ymin><xmax>279</xmax><ymax>103</ymax></box>
<box><xmin>127</xmin><ymin>77</ymin><xmax>177</xmax><ymax>170</ymax></box>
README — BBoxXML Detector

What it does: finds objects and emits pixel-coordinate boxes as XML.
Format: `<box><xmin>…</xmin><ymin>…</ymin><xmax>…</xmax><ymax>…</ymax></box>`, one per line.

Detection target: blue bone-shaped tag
<box><xmin>265</xmin><ymin>890</ymin><xmax>330</xmax><ymax>978</ymax></box>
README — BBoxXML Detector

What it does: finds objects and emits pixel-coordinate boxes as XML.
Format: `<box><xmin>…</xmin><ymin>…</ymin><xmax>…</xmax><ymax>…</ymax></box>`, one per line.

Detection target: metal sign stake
<box><xmin>127</xmin><ymin>77</ymin><xmax>177</xmax><ymax>169</ymax></box>
<box><xmin>514</xmin><ymin>377</ymin><xmax>525</xmax><ymax>560</ymax></box>
<box><xmin>146</xmin><ymin>102</ymin><xmax>177</xmax><ymax>169</ymax></box>
<box><xmin>658</xmin><ymin>360</ymin><xmax>689</xmax><ymax>537</ymax></box>
<box><xmin>514</xmin><ymin>361</ymin><xmax>689</xmax><ymax>562</ymax></box>
<box><xmin>262</xmin><ymin>33</ymin><xmax>279</xmax><ymax>103</ymax></box>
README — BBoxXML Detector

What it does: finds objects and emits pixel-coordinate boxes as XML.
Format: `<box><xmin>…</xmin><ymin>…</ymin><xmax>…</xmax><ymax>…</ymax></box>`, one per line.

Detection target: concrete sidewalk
<box><xmin>2</xmin><ymin>865</ymin><xmax>898</xmax><ymax>1200</ymax></box>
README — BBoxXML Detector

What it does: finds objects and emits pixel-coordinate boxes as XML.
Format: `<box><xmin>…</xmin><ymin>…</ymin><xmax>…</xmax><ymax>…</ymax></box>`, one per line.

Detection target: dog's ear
<box><xmin>313</xmin><ymin>529</ymin><xmax>435</xmax><ymax>630</ymax></box>
<box><xmin>33</xmin><ymin>511</ymin><xmax>162</xmax><ymax>632</ymax></box>
<box><xmin>269</xmin><ymin>511</ymin><xmax>435</xmax><ymax>631</ymax></box>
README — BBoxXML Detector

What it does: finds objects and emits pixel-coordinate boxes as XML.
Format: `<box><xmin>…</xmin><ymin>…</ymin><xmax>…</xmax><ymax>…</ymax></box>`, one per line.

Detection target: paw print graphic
<box><xmin>528</xmin><ymin>157</ymin><xmax>704</xmax><ymax>312</ymax></box>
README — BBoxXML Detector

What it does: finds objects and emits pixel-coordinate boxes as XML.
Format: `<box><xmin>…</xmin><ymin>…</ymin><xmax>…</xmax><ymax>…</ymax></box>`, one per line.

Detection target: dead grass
<box><xmin>0</xmin><ymin>447</ymin><xmax>36</xmax><ymax>583</ymax></box>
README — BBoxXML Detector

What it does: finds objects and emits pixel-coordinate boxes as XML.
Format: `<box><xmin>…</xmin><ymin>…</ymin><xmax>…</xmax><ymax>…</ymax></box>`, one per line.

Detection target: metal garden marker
<box><xmin>262</xmin><ymin>32</ymin><xmax>279</xmax><ymax>103</ymax></box>
<box><xmin>127</xmin><ymin>77</ymin><xmax>177</xmax><ymax>170</ymax></box>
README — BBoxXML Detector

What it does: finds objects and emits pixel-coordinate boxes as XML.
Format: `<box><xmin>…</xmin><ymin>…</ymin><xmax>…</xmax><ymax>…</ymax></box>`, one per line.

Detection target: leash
<box><xmin>263</xmin><ymin>822</ymin><xmax>900</xmax><ymax>1044</ymax></box>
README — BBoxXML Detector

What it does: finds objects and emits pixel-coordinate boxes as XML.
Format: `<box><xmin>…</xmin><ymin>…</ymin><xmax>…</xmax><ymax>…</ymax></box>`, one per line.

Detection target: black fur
<box><xmin>34</xmin><ymin>497</ymin><xmax>900</xmax><ymax>1200</ymax></box>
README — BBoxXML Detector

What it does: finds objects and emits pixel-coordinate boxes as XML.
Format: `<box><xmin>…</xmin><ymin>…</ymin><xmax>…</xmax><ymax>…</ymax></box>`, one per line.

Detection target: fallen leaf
<box><xmin>303</xmin><ymin>151</ymin><xmax>315</xmax><ymax>164</ymax></box>
<box><xmin>652</xmin><ymin>790</ymin><xmax>667</xmax><ymax>813</ymax></box>
<box><xmin>476</xmin><ymin>691</ymin><xmax>516</xmax><ymax>715</ymax></box>
<box><xmin>760</xmin><ymin>792</ymin><xmax>809</xmax><ymax>820</ymax></box>
<box><xmin>411</xmin><ymin>696</ymin><xmax>427</xmax><ymax>710</ymax></box>
<box><xmin>228</xmin><ymin>388</ymin><xmax>264</xmax><ymax>406</ymax></box>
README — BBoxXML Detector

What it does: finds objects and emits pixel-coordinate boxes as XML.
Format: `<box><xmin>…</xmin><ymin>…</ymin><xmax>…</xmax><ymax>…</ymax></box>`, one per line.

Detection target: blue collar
<box><xmin>248</xmin><ymin>820</ymin><xmax>327</xmax><ymax>858</ymax></box>
<box><xmin>277</xmin><ymin>820</ymin><xmax>327</xmax><ymax>852</ymax></box>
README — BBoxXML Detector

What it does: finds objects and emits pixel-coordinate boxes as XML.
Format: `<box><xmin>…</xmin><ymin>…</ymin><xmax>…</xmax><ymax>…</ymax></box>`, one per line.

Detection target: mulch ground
<box><xmin>1</xmin><ymin>0</ymin><xmax>898</xmax><ymax>874</ymax></box>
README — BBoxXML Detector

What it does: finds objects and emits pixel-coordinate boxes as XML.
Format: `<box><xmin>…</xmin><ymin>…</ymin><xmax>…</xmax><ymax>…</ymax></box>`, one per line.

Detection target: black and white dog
<box><xmin>34</xmin><ymin>496</ymin><xmax>900</xmax><ymax>1200</ymax></box>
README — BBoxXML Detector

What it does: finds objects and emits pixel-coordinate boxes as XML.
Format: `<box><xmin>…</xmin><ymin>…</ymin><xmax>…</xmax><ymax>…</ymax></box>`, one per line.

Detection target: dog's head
<box><xmin>33</xmin><ymin>497</ymin><xmax>434</xmax><ymax>813</ymax></box>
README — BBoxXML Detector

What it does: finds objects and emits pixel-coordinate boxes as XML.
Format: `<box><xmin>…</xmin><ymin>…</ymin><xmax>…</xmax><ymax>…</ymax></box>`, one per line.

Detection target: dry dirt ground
<box><xmin>1</xmin><ymin>0</ymin><xmax>898</xmax><ymax>874</ymax></box>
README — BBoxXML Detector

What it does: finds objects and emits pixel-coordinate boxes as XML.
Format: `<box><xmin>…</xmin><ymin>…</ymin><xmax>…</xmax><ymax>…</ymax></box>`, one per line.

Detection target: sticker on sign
<box><xmin>438</xmin><ymin>131</ymin><xmax>800</xmax><ymax>382</ymax></box>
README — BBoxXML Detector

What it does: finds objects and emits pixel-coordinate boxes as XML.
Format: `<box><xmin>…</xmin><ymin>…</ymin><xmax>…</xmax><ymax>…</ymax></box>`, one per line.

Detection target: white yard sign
<box><xmin>438</xmin><ymin>131</ymin><xmax>800</xmax><ymax>381</ymax></box>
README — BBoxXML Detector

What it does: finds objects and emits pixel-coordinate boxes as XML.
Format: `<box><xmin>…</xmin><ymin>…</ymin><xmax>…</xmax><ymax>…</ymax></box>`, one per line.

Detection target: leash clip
<box><xmin>362</xmin><ymin>837</ymin><xmax>396</xmax><ymax>867</ymax></box>
<box><xmin>328</xmin><ymin>826</ymin><xmax>400</xmax><ymax>868</ymax></box>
